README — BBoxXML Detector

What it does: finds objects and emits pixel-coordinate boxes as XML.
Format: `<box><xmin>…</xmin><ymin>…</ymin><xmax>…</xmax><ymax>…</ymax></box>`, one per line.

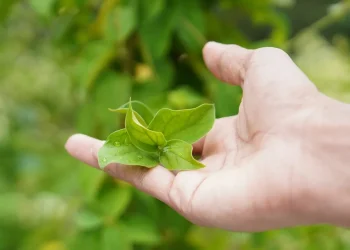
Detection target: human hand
<box><xmin>65</xmin><ymin>42</ymin><xmax>350</xmax><ymax>232</ymax></box>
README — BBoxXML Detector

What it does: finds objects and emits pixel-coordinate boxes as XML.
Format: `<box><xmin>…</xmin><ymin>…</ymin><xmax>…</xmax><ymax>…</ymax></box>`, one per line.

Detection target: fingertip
<box><xmin>202</xmin><ymin>42</ymin><xmax>252</xmax><ymax>85</ymax></box>
<box><xmin>203</xmin><ymin>41</ymin><xmax>225</xmax><ymax>52</ymax></box>
<box><xmin>64</xmin><ymin>133</ymin><xmax>104</xmax><ymax>168</ymax></box>
<box><xmin>202</xmin><ymin>41</ymin><xmax>226</xmax><ymax>67</ymax></box>
<box><xmin>65</xmin><ymin>133</ymin><xmax>79</xmax><ymax>152</ymax></box>
<box><xmin>65</xmin><ymin>133</ymin><xmax>90</xmax><ymax>152</ymax></box>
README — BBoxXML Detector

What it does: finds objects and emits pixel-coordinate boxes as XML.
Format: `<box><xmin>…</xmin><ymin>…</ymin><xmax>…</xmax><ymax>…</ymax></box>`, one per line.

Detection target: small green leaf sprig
<box><xmin>98</xmin><ymin>100</ymin><xmax>215</xmax><ymax>170</ymax></box>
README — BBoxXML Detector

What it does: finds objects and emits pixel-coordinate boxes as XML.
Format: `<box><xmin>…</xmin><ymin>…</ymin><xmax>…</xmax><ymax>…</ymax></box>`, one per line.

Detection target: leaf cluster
<box><xmin>98</xmin><ymin>100</ymin><xmax>215</xmax><ymax>170</ymax></box>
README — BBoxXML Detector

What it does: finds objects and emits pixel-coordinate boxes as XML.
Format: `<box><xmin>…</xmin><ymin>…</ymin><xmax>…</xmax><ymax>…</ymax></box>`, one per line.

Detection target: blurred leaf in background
<box><xmin>0</xmin><ymin>0</ymin><xmax>350</xmax><ymax>250</ymax></box>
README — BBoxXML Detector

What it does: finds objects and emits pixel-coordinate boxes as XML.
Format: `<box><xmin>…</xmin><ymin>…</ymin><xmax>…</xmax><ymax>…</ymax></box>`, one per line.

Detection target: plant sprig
<box><xmin>98</xmin><ymin>99</ymin><xmax>215</xmax><ymax>170</ymax></box>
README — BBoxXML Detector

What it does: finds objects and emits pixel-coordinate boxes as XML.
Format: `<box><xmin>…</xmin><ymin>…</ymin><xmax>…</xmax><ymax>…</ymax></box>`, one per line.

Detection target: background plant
<box><xmin>0</xmin><ymin>0</ymin><xmax>350</xmax><ymax>249</ymax></box>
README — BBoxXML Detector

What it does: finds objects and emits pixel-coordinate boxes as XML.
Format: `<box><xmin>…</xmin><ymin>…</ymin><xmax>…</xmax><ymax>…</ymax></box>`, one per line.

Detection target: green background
<box><xmin>1</xmin><ymin>0</ymin><xmax>350</xmax><ymax>249</ymax></box>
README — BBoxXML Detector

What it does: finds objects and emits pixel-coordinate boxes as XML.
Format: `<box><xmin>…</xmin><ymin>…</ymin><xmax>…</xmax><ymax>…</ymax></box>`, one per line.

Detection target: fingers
<box><xmin>65</xmin><ymin>134</ymin><xmax>175</xmax><ymax>206</ymax></box>
<box><xmin>65</xmin><ymin>134</ymin><xmax>104</xmax><ymax>167</ymax></box>
<box><xmin>202</xmin><ymin>42</ymin><xmax>253</xmax><ymax>86</ymax></box>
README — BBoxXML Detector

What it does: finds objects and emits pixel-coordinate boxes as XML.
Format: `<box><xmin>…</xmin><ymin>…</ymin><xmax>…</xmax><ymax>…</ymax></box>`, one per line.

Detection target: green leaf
<box><xmin>108</xmin><ymin>108</ymin><xmax>148</xmax><ymax>127</ymax></box>
<box><xmin>159</xmin><ymin>140</ymin><xmax>204</xmax><ymax>170</ymax></box>
<box><xmin>75</xmin><ymin>210</ymin><xmax>103</xmax><ymax>231</ymax></box>
<box><xmin>79</xmin><ymin>166</ymin><xmax>106</xmax><ymax>202</ymax></box>
<box><xmin>29</xmin><ymin>0</ymin><xmax>55</xmax><ymax>17</ymax></box>
<box><xmin>98</xmin><ymin>129</ymin><xmax>159</xmax><ymax>169</ymax></box>
<box><xmin>71</xmin><ymin>231</ymin><xmax>101</xmax><ymax>250</ymax></box>
<box><xmin>103</xmin><ymin>226</ymin><xmax>132</xmax><ymax>250</ymax></box>
<box><xmin>94</xmin><ymin>72</ymin><xmax>132</xmax><ymax>135</ymax></box>
<box><xmin>140</xmin><ymin>0</ymin><xmax>165</xmax><ymax>22</ymax></box>
<box><xmin>140</xmin><ymin>8</ymin><xmax>176</xmax><ymax>59</ymax></box>
<box><xmin>153</xmin><ymin>58</ymin><xmax>175</xmax><ymax>89</ymax></box>
<box><xmin>175</xmin><ymin>0</ymin><xmax>206</xmax><ymax>52</ymax></box>
<box><xmin>126</xmin><ymin>102</ymin><xmax>166</xmax><ymax>152</ymax></box>
<box><xmin>105</xmin><ymin>1</ymin><xmax>137</xmax><ymax>43</ymax></box>
<box><xmin>99</xmin><ymin>186</ymin><xmax>132</xmax><ymax>219</ymax></box>
<box><xmin>134</xmin><ymin>191</ymin><xmax>159</xmax><ymax>220</ymax></box>
<box><xmin>168</xmin><ymin>86</ymin><xmax>206</xmax><ymax>109</ymax></box>
<box><xmin>132</xmin><ymin>84</ymin><xmax>168</xmax><ymax>111</ymax></box>
<box><xmin>110</xmin><ymin>100</ymin><xmax>154</xmax><ymax>125</ymax></box>
<box><xmin>75</xmin><ymin>41</ymin><xmax>115</xmax><ymax>90</ymax></box>
<box><xmin>120</xmin><ymin>215</ymin><xmax>161</xmax><ymax>246</ymax></box>
<box><xmin>148</xmin><ymin>104</ymin><xmax>215</xmax><ymax>143</ymax></box>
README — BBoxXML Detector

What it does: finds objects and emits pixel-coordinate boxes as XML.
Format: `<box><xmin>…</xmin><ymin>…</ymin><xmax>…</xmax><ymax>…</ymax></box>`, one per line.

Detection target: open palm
<box><xmin>66</xmin><ymin>42</ymin><xmax>340</xmax><ymax>231</ymax></box>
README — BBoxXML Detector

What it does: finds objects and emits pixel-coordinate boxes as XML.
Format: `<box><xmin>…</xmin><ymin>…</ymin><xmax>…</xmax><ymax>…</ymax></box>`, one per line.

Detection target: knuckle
<box><xmin>219</xmin><ymin>45</ymin><xmax>243</xmax><ymax>65</ymax></box>
<box><xmin>252</xmin><ymin>47</ymin><xmax>290</xmax><ymax>62</ymax></box>
<box><xmin>104</xmin><ymin>164</ymin><xmax>148</xmax><ymax>189</ymax></box>
<box><xmin>129</xmin><ymin>167</ymin><xmax>148</xmax><ymax>188</ymax></box>
<box><xmin>168</xmin><ymin>172</ymin><xmax>191</xmax><ymax>214</ymax></box>
<box><xmin>217</xmin><ymin>46</ymin><xmax>231</xmax><ymax>81</ymax></box>
<box><xmin>104</xmin><ymin>164</ymin><xmax>119</xmax><ymax>177</ymax></box>
<box><xmin>267</xmin><ymin>47</ymin><xmax>288</xmax><ymax>56</ymax></box>
<box><xmin>218</xmin><ymin>45</ymin><xmax>250</xmax><ymax>83</ymax></box>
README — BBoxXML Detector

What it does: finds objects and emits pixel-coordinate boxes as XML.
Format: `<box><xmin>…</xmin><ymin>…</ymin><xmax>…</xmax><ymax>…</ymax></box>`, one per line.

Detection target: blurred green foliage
<box><xmin>0</xmin><ymin>0</ymin><xmax>350</xmax><ymax>249</ymax></box>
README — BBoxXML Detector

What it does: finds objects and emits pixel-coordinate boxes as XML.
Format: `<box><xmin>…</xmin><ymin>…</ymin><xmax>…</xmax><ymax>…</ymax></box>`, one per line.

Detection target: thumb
<box><xmin>202</xmin><ymin>42</ymin><xmax>253</xmax><ymax>86</ymax></box>
<box><xmin>203</xmin><ymin>42</ymin><xmax>317</xmax><ymax>95</ymax></box>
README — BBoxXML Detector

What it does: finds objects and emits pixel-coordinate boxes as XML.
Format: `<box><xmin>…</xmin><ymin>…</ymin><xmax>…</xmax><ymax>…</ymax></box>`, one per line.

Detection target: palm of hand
<box><xmin>181</xmin><ymin>46</ymin><xmax>321</xmax><ymax>231</ymax></box>
<box><xmin>65</xmin><ymin>43</ymin><xmax>329</xmax><ymax>232</ymax></box>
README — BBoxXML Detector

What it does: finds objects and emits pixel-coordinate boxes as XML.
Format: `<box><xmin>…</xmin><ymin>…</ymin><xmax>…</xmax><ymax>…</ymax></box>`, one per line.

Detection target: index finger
<box><xmin>65</xmin><ymin>134</ymin><xmax>175</xmax><ymax>206</ymax></box>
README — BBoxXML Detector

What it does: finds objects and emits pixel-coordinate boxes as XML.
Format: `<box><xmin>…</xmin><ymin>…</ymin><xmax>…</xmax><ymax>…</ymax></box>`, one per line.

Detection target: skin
<box><xmin>65</xmin><ymin>42</ymin><xmax>350</xmax><ymax>232</ymax></box>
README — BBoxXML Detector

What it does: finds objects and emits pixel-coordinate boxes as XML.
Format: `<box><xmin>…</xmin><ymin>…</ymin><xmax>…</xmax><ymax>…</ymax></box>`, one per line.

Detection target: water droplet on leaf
<box><xmin>137</xmin><ymin>155</ymin><xmax>143</xmax><ymax>159</ymax></box>
<box><xmin>102</xmin><ymin>158</ymin><xmax>107</xmax><ymax>162</ymax></box>
<box><xmin>115</xmin><ymin>142</ymin><xmax>121</xmax><ymax>147</ymax></box>
<box><xmin>124</xmin><ymin>138</ymin><xmax>130</xmax><ymax>145</ymax></box>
